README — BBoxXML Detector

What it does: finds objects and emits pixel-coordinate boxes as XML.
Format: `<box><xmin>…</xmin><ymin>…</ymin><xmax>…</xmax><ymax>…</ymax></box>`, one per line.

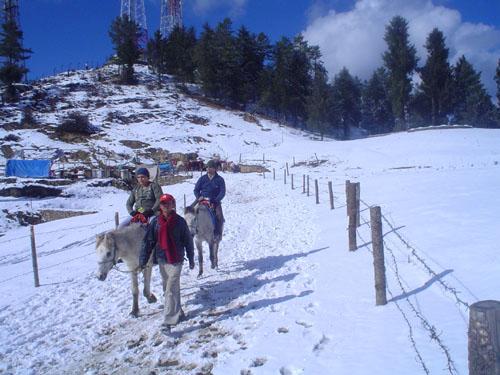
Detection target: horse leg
<box><xmin>142</xmin><ymin>264</ymin><xmax>157</xmax><ymax>303</ymax></box>
<box><xmin>209</xmin><ymin>242</ymin><xmax>216</xmax><ymax>269</ymax></box>
<box><xmin>214</xmin><ymin>240</ymin><xmax>219</xmax><ymax>269</ymax></box>
<box><xmin>130</xmin><ymin>271</ymin><xmax>139</xmax><ymax>317</ymax></box>
<box><xmin>196</xmin><ymin>239</ymin><xmax>203</xmax><ymax>278</ymax></box>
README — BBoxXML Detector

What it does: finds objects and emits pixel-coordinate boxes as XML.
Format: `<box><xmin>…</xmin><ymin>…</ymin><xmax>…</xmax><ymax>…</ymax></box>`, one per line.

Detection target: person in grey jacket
<box><xmin>139</xmin><ymin>194</ymin><xmax>194</xmax><ymax>332</ymax></box>
<box><xmin>125</xmin><ymin>167</ymin><xmax>163</xmax><ymax>225</ymax></box>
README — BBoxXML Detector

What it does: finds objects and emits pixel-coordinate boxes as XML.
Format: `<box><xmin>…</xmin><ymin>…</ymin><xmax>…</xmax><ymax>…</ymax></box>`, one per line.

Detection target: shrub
<box><xmin>20</xmin><ymin>107</ymin><xmax>38</xmax><ymax>127</ymax></box>
<box><xmin>57</xmin><ymin>112</ymin><xmax>98</xmax><ymax>135</ymax></box>
<box><xmin>3</xmin><ymin>133</ymin><xmax>20</xmax><ymax>142</ymax></box>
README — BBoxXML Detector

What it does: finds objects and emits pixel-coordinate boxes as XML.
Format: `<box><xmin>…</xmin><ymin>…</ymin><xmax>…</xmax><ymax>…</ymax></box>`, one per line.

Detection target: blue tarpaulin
<box><xmin>5</xmin><ymin>159</ymin><xmax>52</xmax><ymax>178</ymax></box>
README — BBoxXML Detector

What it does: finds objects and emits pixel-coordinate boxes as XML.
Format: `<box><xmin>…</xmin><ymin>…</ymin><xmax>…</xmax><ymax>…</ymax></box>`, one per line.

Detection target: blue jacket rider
<box><xmin>193</xmin><ymin>159</ymin><xmax>225</xmax><ymax>239</ymax></box>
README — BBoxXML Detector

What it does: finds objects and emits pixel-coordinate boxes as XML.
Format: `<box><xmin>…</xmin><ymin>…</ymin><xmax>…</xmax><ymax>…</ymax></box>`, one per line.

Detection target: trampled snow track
<box><xmin>0</xmin><ymin>172</ymin><xmax>320</xmax><ymax>374</ymax></box>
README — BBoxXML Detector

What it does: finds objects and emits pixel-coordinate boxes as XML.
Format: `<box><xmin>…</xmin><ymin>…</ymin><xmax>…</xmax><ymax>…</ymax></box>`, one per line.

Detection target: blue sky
<box><xmin>19</xmin><ymin>0</ymin><xmax>500</xmax><ymax>95</ymax></box>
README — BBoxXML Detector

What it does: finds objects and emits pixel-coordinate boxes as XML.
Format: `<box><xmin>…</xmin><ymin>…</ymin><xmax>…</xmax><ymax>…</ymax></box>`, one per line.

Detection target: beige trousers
<box><xmin>158</xmin><ymin>262</ymin><xmax>184</xmax><ymax>325</ymax></box>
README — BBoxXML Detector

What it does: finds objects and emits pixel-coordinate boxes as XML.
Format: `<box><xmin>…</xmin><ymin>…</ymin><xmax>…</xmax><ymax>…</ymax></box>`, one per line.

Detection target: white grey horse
<box><xmin>95</xmin><ymin>223</ymin><xmax>157</xmax><ymax>317</ymax></box>
<box><xmin>184</xmin><ymin>204</ymin><xmax>222</xmax><ymax>277</ymax></box>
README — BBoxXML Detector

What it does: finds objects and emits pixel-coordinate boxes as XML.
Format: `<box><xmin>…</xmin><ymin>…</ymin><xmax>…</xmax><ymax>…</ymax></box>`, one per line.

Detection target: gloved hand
<box><xmin>130</xmin><ymin>210</ymin><xmax>137</xmax><ymax>217</ymax></box>
<box><xmin>143</xmin><ymin>209</ymin><xmax>154</xmax><ymax>218</ymax></box>
<box><xmin>189</xmin><ymin>259</ymin><xmax>195</xmax><ymax>270</ymax></box>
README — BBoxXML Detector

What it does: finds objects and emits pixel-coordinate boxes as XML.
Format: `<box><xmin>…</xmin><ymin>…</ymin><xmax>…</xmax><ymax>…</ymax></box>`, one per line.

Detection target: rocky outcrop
<box><xmin>0</xmin><ymin>185</ymin><xmax>63</xmax><ymax>198</ymax></box>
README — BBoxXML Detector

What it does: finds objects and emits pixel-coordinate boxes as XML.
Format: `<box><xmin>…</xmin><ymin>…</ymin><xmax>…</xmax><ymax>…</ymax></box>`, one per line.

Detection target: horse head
<box><xmin>95</xmin><ymin>232</ymin><xmax>116</xmax><ymax>281</ymax></box>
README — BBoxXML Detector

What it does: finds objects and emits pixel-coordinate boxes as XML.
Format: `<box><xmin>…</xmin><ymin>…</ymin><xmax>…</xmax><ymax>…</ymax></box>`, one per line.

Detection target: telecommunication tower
<box><xmin>120</xmin><ymin>0</ymin><xmax>148</xmax><ymax>45</ymax></box>
<box><xmin>160</xmin><ymin>0</ymin><xmax>183</xmax><ymax>38</ymax></box>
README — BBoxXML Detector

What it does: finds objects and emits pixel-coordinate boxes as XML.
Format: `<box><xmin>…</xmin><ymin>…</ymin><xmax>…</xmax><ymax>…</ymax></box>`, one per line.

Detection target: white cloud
<box><xmin>191</xmin><ymin>0</ymin><xmax>248</xmax><ymax>17</ymax></box>
<box><xmin>303</xmin><ymin>0</ymin><xmax>500</xmax><ymax>96</ymax></box>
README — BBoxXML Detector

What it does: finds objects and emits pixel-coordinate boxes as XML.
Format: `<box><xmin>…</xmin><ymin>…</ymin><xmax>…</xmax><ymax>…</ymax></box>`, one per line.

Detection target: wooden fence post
<box><xmin>469</xmin><ymin>300</ymin><xmax>500</xmax><ymax>375</ymax></box>
<box><xmin>291</xmin><ymin>174</ymin><xmax>294</xmax><ymax>189</ymax></box>
<box><xmin>346</xmin><ymin>182</ymin><xmax>357</xmax><ymax>251</ymax></box>
<box><xmin>239</xmin><ymin>153</ymin><xmax>242</xmax><ymax>163</ymax></box>
<box><xmin>293</xmin><ymin>156</ymin><xmax>296</xmax><ymax>166</ymax></box>
<box><xmin>286</xmin><ymin>162</ymin><xmax>289</xmax><ymax>176</ymax></box>
<box><xmin>115</xmin><ymin>212</ymin><xmax>119</xmax><ymax>229</ymax></box>
<box><xmin>273</xmin><ymin>168</ymin><xmax>275</xmax><ymax>180</ymax></box>
<box><xmin>345</xmin><ymin>180</ymin><xmax>351</xmax><ymax>215</ymax></box>
<box><xmin>328</xmin><ymin>181</ymin><xmax>334</xmax><ymax>210</ymax></box>
<box><xmin>315</xmin><ymin>179</ymin><xmax>319</xmax><ymax>204</ymax></box>
<box><xmin>307</xmin><ymin>175</ymin><xmax>310</xmax><ymax>196</ymax></box>
<box><xmin>30</xmin><ymin>225</ymin><xmax>40</xmax><ymax>287</ymax></box>
<box><xmin>302</xmin><ymin>175</ymin><xmax>305</xmax><ymax>194</ymax></box>
<box><xmin>263</xmin><ymin>153</ymin><xmax>265</xmax><ymax>163</ymax></box>
<box><xmin>284</xmin><ymin>169</ymin><xmax>287</xmax><ymax>185</ymax></box>
<box><xmin>370</xmin><ymin>206</ymin><xmax>387</xmax><ymax>305</ymax></box>
<box><xmin>183</xmin><ymin>194</ymin><xmax>186</xmax><ymax>210</ymax></box>
<box><xmin>355</xmin><ymin>182</ymin><xmax>361</xmax><ymax>227</ymax></box>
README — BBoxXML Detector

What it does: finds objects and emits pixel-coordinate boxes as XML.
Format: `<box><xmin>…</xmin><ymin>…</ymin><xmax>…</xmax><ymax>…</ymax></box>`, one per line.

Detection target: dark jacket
<box><xmin>193</xmin><ymin>173</ymin><xmax>226</xmax><ymax>204</ymax></box>
<box><xmin>139</xmin><ymin>214</ymin><xmax>194</xmax><ymax>267</ymax></box>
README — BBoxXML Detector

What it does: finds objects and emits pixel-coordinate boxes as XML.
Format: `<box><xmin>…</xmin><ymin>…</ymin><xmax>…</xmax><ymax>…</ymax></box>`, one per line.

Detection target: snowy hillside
<box><xmin>0</xmin><ymin>66</ymin><xmax>499</xmax><ymax>374</ymax></box>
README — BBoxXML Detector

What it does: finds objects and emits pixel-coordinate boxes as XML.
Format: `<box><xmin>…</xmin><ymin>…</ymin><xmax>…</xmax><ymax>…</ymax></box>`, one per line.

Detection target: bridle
<box><xmin>97</xmin><ymin>237</ymin><xmax>117</xmax><ymax>267</ymax></box>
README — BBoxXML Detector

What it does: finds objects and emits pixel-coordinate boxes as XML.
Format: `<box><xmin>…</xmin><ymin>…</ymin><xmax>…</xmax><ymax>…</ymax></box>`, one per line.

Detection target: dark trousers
<box><xmin>213</xmin><ymin>203</ymin><xmax>224</xmax><ymax>237</ymax></box>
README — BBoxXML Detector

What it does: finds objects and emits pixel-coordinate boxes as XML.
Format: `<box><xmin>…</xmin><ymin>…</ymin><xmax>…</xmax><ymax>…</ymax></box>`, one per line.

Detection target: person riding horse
<box><xmin>193</xmin><ymin>159</ymin><xmax>226</xmax><ymax>241</ymax></box>
<box><xmin>124</xmin><ymin>167</ymin><xmax>163</xmax><ymax>226</ymax></box>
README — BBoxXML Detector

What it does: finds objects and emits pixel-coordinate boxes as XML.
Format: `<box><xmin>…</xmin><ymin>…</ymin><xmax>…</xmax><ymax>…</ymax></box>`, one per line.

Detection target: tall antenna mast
<box><xmin>120</xmin><ymin>0</ymin><xmax>148</xmax><ymax>46</ymax></box>
<box><xmin>160</xmin><ymin>0</ymin><xmax>183</xmax><ymax>38</ymax></box>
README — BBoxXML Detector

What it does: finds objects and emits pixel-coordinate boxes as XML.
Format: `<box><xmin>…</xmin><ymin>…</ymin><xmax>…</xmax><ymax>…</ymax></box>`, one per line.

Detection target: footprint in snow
<box><xmin>295</xmin><ymin>320</ymin><xmax>313</xmax><ymax>328</ymax></box>
<box><xmin>250</xmin><ymin>357</ymin><xmax>267</xmax><ymax>367</ymax></box>
<box><xmin>303</xmin><ymin>302</ymin><xmax>318</xmax><ymax>315</ymax></box>
<box><xmin>313</xmin><ymin>335</ymin><xmax>330</xmax><ymax>353</ymax></box>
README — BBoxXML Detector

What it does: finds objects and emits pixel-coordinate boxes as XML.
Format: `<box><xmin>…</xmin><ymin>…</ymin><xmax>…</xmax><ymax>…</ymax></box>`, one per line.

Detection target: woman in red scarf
<box><xmin>140</xmin><ymin>194</ymin><xmax>194</xmax><ymax>333</ymax></box>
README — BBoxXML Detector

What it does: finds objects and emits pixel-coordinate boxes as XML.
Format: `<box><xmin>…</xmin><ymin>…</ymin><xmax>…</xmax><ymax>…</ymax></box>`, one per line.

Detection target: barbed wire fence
<box><xmin>254</xmin><ymin>153</ymin><xmax>481</xmax><ymax>374</ymax></box>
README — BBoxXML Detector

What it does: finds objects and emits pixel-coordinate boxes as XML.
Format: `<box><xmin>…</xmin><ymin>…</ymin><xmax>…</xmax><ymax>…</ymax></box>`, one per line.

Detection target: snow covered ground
<box><xmin>1</xmin><ymin>126</ymin><xmax>499</xmax><ymax>374</ymax></box>
<box><xmin>1</xmin><ymin>67</ymin><xmax>499</xmax><ymax>374</ymax></box>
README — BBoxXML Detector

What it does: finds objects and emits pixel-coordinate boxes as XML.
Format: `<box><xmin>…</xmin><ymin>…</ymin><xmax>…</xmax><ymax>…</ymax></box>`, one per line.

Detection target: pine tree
<box><xmin>0</xmin><ymin>15</ymin><xmax>32</xmax><ymax>102</ymax></box>
<box><xmin>234</xmin><ymin>26</ymin><xmax>270</xmax><ymax>107</ymax></box>
<box><xmin>382</xmin><ymin>16</ymin><xmax>418</xmax><ymax>130</ymax></box>
<box><xmin>260</xmin><ymin>36</ymin><xmax>294</xmax><ymax>120</ymax></box>
<box><xmin>194</xmin><ymin>23</ymin><xmax>218</xmax><ymax>96</ymax></box>
<box><xmin>452</xmin><ymin>55</ymin><xmax>496</xmax><ymax>127</ymax></box>
<box><xmin>261</xmin><ymin>35</ymin><xmax>315</xmax><ymax>126</ymax></box>
<box><xmin>331</xmin><ymin>67</ymin><xmax>362</xmax><ymax>140</ymax></box>
<box><xmin>146</xmin><ymin>30</ymin><xmax>167</xmax><ymax>86</ymax></box>
<box><xmin>361</xmin><ymin>68</ymin><xmax>394</xmax><ymax>134</ymax></box>
<box><xmin>306</xmin><ymin>60</ymin><xmax>332</xmax><ymax>138</ymax></box>
<box><xmin>165</xmin><ymin>26</ymin><xmax>197</xmax><ymax>83</ymax></box>
<box><xmin>109</xmin><ymin>16</ymin><xmax>142</xmax><ymax>84</ymax></box>
<box><xmin>195</xmin><ymin>19</ymin><xmax>239</xmax><ymax>104</ymax></box>
<box><xmin>419</xmin><ymin>28</ymin><xmax>452</xmax><ymax>125</ymax></box>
